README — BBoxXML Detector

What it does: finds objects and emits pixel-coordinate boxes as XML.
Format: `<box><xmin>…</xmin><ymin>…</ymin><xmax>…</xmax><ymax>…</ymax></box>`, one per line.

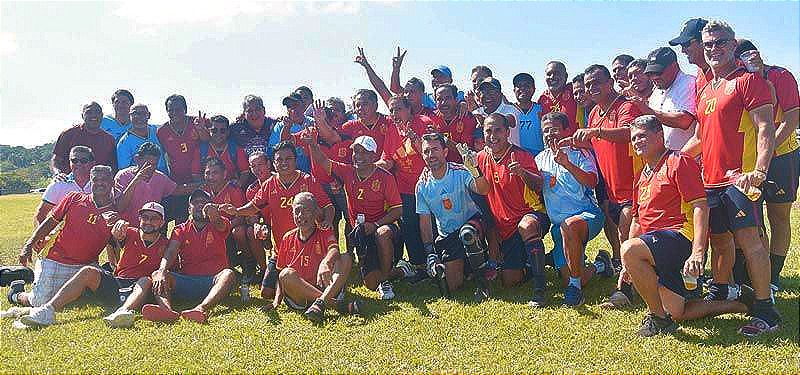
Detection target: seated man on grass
<box><xmin>19</xmin><ymin>202</ymin><xmax>169</xmax><ymax>328</ymax></box>
<box><xmin>261</xmin><ymin>192</ymin><xmax>359</xmax><ymax>322</ymax></box>
<box><xmin>141</xmin><ymin>190</ymin><xmax>236</xmax><ymax>323</ymax></box>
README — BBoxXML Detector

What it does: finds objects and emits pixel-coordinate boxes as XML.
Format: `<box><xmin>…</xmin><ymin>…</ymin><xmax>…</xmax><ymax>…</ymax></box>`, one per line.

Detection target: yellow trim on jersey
<box><xmin>738</xmin><ymin>110</ymin><xmax>759</xmax><ymax>174</ymax></box>
<box><xmin>679</xmin><ymin>200</ymin><xmax>694</xmax><ymax>241</ymax></box>
<box><xmin>522</xmin><ymin>185</ymin><xmax>545</xmax><ymax>212</ymax></box>
<box><xmin>775</xmin><ymin>107</ymin><xmax>799</xmax><ymax>156</ymax></box>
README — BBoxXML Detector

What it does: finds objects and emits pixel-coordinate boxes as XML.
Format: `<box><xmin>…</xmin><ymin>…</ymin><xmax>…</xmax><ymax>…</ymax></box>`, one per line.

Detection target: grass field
<box><xmin>0</xmin><ymin>193</ymin><xmax>798</xmax><ymax>373</ymax></box>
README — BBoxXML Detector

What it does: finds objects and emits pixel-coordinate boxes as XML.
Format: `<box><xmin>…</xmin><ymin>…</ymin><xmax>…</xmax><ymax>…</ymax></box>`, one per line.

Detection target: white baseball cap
<box><xmin>138</xmin><ymin>202</ymin><xmax>165</xmax><ymax>218</ymax></box>
<box><xmin>350</xmin><ymin>135</ymin><xmax>378</xmax><ymax>153</ymax></box>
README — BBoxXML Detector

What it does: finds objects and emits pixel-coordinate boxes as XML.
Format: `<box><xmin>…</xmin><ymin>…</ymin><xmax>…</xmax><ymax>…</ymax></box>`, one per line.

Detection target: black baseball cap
<box><xmin>282</xmin><ymin>92</ymin><xmax>303</xmax><ymax>106</ymax></box>
<box><xmin>512</xmin><ymin>73</ymin><xmax>535</xmax><ymax>86</ymax></box>
<box><xmin>735</xmin><ymin>39</ymin><xmax>758</xmax><ymax>57</ymax></box>
<box><xmin>478</xmin><ymin>77</ymin><xmax>502</xmax><ymax>91</ymax></box>
<box><xmin>188</xmin><ymin>189</ymin><xmax>212</xmax><ymax>203</ymax></box>
<box><xmin>669</xmin><ymin>18</ymin><xmax>708</xmax><ymax>46</ymax></box>
<box><xmin>645</xmin><ymin>47</ymin><xmax>678</xmax><ymax>74</ymax></box>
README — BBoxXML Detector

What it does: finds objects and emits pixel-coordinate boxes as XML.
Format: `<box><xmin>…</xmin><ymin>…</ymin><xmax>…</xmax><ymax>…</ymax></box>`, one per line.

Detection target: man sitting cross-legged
<box><xmin>19</xmin><ymin>202</ymin><xmax>169</xmax><ymax>328</ymax></box>
<box><xmin>262</xmin><ymin>192</ymin><xmax>359</xmax><ymax>322</ymax></box>
<box><xmin>141</xmin><ymin>190</ymin><xmax>237</xmax><ymax>323</ymax></box>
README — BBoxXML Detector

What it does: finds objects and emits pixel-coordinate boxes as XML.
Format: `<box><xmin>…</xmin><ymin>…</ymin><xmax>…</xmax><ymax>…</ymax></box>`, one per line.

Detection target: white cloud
<box><xmin>113</xmin><ymin>1</ymin><xmax>361</xmax><ymax>29</ymax></box>
<box><xmin>0</xmin><ymin>32</ymin><xmax>18</xmax><ymax>56</ymax></box>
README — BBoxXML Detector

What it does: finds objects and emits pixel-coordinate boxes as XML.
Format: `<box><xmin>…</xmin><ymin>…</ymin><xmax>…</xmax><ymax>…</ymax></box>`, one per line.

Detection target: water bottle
<box><xmin>240</xmin><ymin>283</ymin><xmax>250</xmax><ymax>303</ymax></box>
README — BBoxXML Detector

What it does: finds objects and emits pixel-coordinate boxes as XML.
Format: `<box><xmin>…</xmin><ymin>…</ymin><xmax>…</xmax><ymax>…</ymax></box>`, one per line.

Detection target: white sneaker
<box><xmin>378</xmin><ymin>281</ymin><xmax>395</xmax><ymax>300</ymax></box>
<box><xmin>396</xmin><ymin>259</ymin><xmax>415</xmax><ymax>279</ymax></box>
<box><xmin>103</xmin><ymin>309</ymin><xmax>135</xmax><ymax>328</ymax></box>
<box><xmin>727</xmin><ymin>284</ymin><xmax>741</xmax><ymax>301</ymax></box>
<box><xmin>0</xmin><ymin>306</ymin><xmax>31</xmax><ymax>319</ymax></box>
<box><xmin>19</xmin><ymin>305</ymin><xmax>55</xmax><ymax>327</ymax></box>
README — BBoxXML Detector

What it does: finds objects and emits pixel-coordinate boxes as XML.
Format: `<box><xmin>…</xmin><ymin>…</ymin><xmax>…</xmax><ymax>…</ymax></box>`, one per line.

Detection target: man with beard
<box><xmin>117</xmin><ymin>104</ymin><xmax>168</xmax><ymax>173</ymax></box>
<box><xmin>229</xmin><ymin>95</ymin><xmax>276</xmax><ymax>156</ymax></box>
<box><xmin>625</xmin><ymin>59</ymin><xmax>654</xmax><ymax>100</ymax></box>
<box><xmin>539</xmin><ymin>61</ymin><xmax>578</xmax><ymax>136</ymax></box>
<box><xmin>52</xmin><ymin>102</ymin><xmax>116</xmax><ymax>174</ymax></box>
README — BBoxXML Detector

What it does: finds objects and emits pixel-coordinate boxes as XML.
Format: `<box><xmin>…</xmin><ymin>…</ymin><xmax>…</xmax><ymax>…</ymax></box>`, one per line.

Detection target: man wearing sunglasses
<box><xmin>627</xmin><ymin>47</ymin><xmax>697</xmax><ymax>151</ymax></box>
<box><xmin>52</xmin><ymin>102</ymin><xmax>117</xmax><ymax>175</ymax></box>
<box><xmin>34</xmin><ymin>146</ymin><xmax>95</xmax><ymax>226</ymax></box>
<box><xmin>116</xmin><ymin>104</ymin><xmax>168</xmax><ymax>173</ymax></box>
<box><xmin>669</xmin><ymin>18</ymin><xmax>711</xmax><ymax>97</ymax></box>
<box><xmin>681</xmin><ymin>20</ymin><xmax>780</xmax><ymax>337</ymax></box>
<box><xmin>230</xmin><ymin>95</ymin><xmax>276</xmax><ymax>156</ymax></box>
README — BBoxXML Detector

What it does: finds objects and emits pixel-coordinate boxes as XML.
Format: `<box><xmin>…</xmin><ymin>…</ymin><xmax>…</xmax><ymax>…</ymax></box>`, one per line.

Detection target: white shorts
<box><xmin>29</xmin><ymin>259</ymin><xmax>97</xmax><ymax>307</ymax></box>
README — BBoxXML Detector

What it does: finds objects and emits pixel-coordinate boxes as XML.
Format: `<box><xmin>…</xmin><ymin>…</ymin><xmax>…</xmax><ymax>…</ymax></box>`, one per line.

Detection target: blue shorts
<box><xmin>765</xmin><ymin>150</ymin><xmax>799</xmax><ymax>203</ymax></box>
<box><xmin>640</xmin><ymin>230</ymin><xmax>691</xmax><ymax>298</ymax></box>
<box><xmin>706</xmin><ymin>185</ymin><xmax>763</xmax><ymax>234</ymax></box>
<box><xmin>550</xmin><ymin>209</ymin><xmax>605</xmax><ymax>270</ymax></box>
<box><xmin>172</xmin><ymin>272</ymin><xmax>215</xmax><ymax>301</ymax></box>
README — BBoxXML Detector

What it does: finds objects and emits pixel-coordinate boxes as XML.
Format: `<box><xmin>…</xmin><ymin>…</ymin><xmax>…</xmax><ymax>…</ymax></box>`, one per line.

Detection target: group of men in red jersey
<box><xmin>5</xmin><ymin>18</ymin><xmax>796</xmax><ymax>337</ymax></box>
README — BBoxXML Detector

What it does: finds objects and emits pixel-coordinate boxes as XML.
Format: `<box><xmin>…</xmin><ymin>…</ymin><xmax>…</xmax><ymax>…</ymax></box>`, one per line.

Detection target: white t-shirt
<box><xmin>648</xmin><ymin>69</ymin><xmax>697</xmax><ymax>150</ymax></box>
<box><xmin>41</xmin><ymin>174</ymin><xmax>92</xmax><ymax>205</ymax></box>
<box><xmin>473</xmin><ymin>102</ymin><xmax>521</xmax><ymax>146</ymax></box>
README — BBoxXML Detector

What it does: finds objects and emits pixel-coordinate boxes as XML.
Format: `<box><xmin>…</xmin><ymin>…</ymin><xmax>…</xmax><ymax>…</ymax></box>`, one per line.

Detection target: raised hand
<box><xmin>392</xmin><ymin>46</ymin><xmax>407</xmax><ymax>70</ymax></box>
<box><xmin>458</xmin><ymin>143</ymin><xmax>480</xmax><ymax>177</ymax></box>
<box><xmin>354</xmin><ymin>47</ymin><xmax>370</xmax><ymax>68</ymax></box>
<box><xmin>312</xmin><ymin>99</ymin><xmax>327</xmax><ymax>125</ymax></box>
<box><xmin>111</xmin><ymin>219</ymin><xmax>130</xmax><ymax>241</ymax></box>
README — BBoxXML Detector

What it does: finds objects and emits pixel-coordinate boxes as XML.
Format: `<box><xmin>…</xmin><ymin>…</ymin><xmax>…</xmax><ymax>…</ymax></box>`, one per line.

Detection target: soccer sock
<box><xmin>525</xmin><ymin>239</ymin><xmax>546</xmax><ymax>292</ymax></box>
<box><xmin>568</xmin><ymin>277</ymin><xmax>581</xmax><ymax>289</ymax></box>
<box><xmin>753</xmin><ymin>298</ymin><xmax>781</xmax><ymax>326</ymax></box>
<box><xmin>733</xmin><ymin>248</ymin><xmax>750</xmax><ymax>285</ymax></box>
<box><xmin>770</xmin><ymin>254</ymin><xmax>786</xmax><ymax>286</ymax></box>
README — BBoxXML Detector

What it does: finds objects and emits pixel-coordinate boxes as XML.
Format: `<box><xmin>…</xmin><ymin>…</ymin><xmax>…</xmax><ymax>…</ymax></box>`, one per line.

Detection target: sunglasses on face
<box><xmin>703</xmin><ymin>38</ymin><xmax>732</xmax><ymax>50</ymax></box>
<box><xmin>70</xmin><ymin>157</ymin><xmax>93</xmax><ymax>164</ymax></box>
<box><xmin>209</xmin><ymin>127</ymin><xmax>227</xmax><ymax>133</ymax></box>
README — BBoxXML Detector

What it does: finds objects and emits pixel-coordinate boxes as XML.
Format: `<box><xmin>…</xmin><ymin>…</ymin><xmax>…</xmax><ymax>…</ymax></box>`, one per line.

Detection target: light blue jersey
<box><xmin>515</xmin><ymin>103</ymin><xmax>544</xmax><ymax>156</ymax></box>
<box><xmin>101</xmin><ymin>115</ymin><xmax>131</xmax><ymax>142</ymax></box>
<box><xmin>535</xmin><ymin>147</ymin><xmax>601</xmax><ymax>223</ymax></box>
<box><xmin>117</xmin><ymin>125</ymin><xmax>169</xmax><ymax>174</ymax></box>
<box><xmin>268</xmin><ymin>116</ymin><xmax>313</xmax><ymax>173</ymax></box>
<box><xmin>415</xmin><ymin>163</ymin><xmax>479</xmax><ymax>237</ymax></box>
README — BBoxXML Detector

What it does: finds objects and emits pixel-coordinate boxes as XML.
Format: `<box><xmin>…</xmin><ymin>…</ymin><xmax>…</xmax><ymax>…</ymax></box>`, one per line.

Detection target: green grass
<box><xmin>1</xmin><ymin>193</ymin><xmax>798</xmax><ymax>373</ymax></box>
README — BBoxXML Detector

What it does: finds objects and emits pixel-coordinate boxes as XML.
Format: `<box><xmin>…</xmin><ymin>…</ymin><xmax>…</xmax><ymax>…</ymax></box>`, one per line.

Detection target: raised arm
<box><xmin>389</xmin><ymin>47</ymin><xmax>407</xmax><ymax>95</ymax></box>
<box><xmin>354</xmin><ymin>47</ymin><xmax>393</xmax><ymax>106</ymax></box>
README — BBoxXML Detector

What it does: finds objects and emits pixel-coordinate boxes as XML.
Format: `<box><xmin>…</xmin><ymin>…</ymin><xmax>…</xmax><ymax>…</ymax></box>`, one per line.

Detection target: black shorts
<box><xmin>433</xmin><ymin>215</ymin><xmax>484</xmax><ymax>263</ymax></box>
<box><xmin>95</xmin><ymin>270</ymin><xmax>139</xmax><ymax>306</ymax></box>
<box><xmin>595</xmin><ymin>162</ymin><xmax>609</xmax><ymax>203</ymax></box>
<box><xmin>640</xmin><ymin>230</ymin><xmax>691</xmax><ymax>298</ymax></box>
<box><xmin>470</xmin><ymin>192</ymin><xmax>495</xmax><ymax>228</ymax></box>
<box><xmin>765</xmin><ymin>150</ymin><xmax>799</xmax><ymax>203</ymax></box>
<box><xmin>350</xmin><ymin>223</ymin><xmax>400</xmax><ymax>278</ymax></box>
<box><xmin>499</xmin><ymin>211</ymin><xmax>549</xmax><ymax>270</ymax></box>
<box><xmin>706</xmin><ymin>185</ymin><xmax>763</xmax><ymax>234</ymax></box>
<box><xmin>607</xmin><ymin>200</ymin><xmax>632</xmax><ymax>226</ymax></box>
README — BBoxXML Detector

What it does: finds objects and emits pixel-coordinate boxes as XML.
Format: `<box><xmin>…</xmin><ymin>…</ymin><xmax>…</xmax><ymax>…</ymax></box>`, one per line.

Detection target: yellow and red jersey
<box><xmin>276</xmin><ymin>227</ymin><xmax>338</xmax><ymax>285</ymax></box>
<box><xmin>250</xmin><ymin>172</ymin><xmax>331</xmax><ymax>244</ymax></box>
<box><xmin>381</xmin><ymin>115</ymin><xmax>433</xmax><ymax>195</ymax></box>
<box><xmin>588</xmin><ymin>98</ymin><xmax>644</xmax><ymax>203</ymax></box>
<box><xmin>340</xmin><ymin>115</ymin><xmax>394</xmax><ymax>156</ymax></box>
<box><xmin>192</xmin><ymin>144</ymin><xmax>249</xmax><ymax>181</ymax></box>
<box><xmin>539</xmin><ymin>84</ymin><xmax>578</xmax><ymax>136</ymax></box>
<box><xmin>115</xmin><ymin>228</ymin><xmax>167</xmax><ymax>279</ymax></box>
<box><xmin>157</xmin><ymin>124</ymin><xmax>201</xmax><ymax>184</ymax></box>
<box><xmin>696</xmin><ymin>68</ymin><xmax>773</xmax><ymax>188</ymax></box>
<box><xmin>477</xmin><ymin>145</ymin><xmax>545</xmax><ymax>240</ymax></box>
<box><xmin>766</xmin><ymin>66</ymin><xmax>800</xmax><ymax>156</ymax></box>
<box><xmin>170</xmin><ymin>218</ymin><xmax>232</xmax><ymax>276</ymax></box>
<box><xmin>45</xmin><ymin>192</ymin><xmax>113</xmax><ymax>266</ymax></box>
<box><xmin>327</xmin><ymin>161</ymin><xmax>402</xmax><ymax>226</ymax></box>
<box><xmin>430</xmin><ymin>112</ymin><xmax>479</xmax><ymax>161</ymax></box>
<box><xmin>634</xmin><ymin>151</ymin><xmax>706</xmax><ymax>241</ymax></box>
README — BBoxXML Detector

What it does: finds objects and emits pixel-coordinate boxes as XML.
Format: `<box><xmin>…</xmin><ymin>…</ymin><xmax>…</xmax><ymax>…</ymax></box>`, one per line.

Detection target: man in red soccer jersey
<box><xmin>263</xmin><ymin>192</ymin><xmax>359</xmax><ymax>322</ymax></box>
<box><xmin>195</xmin><ymin>115</ymin><xmax>250</xmax><ymax>189</ymax></box>
<box><xmin>623</xmin><ymin>115</ymin><xmax>750</xmax><ymax>337</ymax></box>
<box><xmin>157</xmin><ymin>94</ymin><xmax>208</xmax><ymax>226</ymax></box>
<box><xmin>735</xmin><ymin>40</ymin><xmax>800</xmax><ymax>292</ymax></box>
<box><xmin>243</xmin><ymin>151</ymin><xmax>272</xmax><ymax>295</ymax></box>
<box><xmin>539</xmin><ymin>61</ymin><xmax>578</xmax><ymax>136</ymax></box>
<box><xmin>338</xmin><ymin>89</ymin><xmax>394</xmax><ymax>156</ymax></box>
<box><xmin>9</xmin><ymin>166</ymin><xmax>117</xmax><ymax>310</ymax></box>
<box><xmin>51</xmin><ymin>102</ymin><xmax>116</xmax><ymax>174</ymax></box>
<box><xmin>141</xmin><ymin>190</ymin><xmax>237</xmax><ymax>323</ymax></box>
<box><xmin>569</xmin><ymin>64</ymin><xmax>645</xmax><ymax>308</ymax></box>
<box><xmin>611</xmin><ymin>54</ymin><xmax>634</xmax><ymax>92</ymax></box>
<box><xmin>306</xmin><ymin>134</ymin><xmax>405</xmax><ymax>300</ymax></box>
<box><xmin>220</xmin><ymin>142</ymin><xmax>334</xmax><ymax>299</ymax></box>
<box><xmin>669</xmin><ymin>18</ymin><xmax>711</xmax><ymax>95</ymax></box>
<box><xmin>681</xmin><ymin>21</ymin><xmax>780</xmax><ymax>336</ymax></box>
<box><xmin>477</xmin><ymin>113</ymin><xmax>550</xmax><ymax>307</ymax></box>
<box><xmin>19</xmin><ymin>202</ymin><xmax>170</xmax><ymax>328</ymax></box>
<box><xmin>430</xmin><ymin>84</ymin><xmax>479</xmax><ymax>161</ymax></box>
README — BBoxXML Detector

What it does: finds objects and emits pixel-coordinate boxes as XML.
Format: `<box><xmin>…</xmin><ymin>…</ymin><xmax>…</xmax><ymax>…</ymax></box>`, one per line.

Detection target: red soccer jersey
<box><xmin>539</xmin><ymin>84</ymin><xmax>578</xmax><ymax>136</ymax></box>
<box><xmin>766</xmin><ymin>66</ymin><xmax>800</xmax><ymax>156</ymax></box>
<box><xmin>52</xmin><ymin>125</ymin><xmax>117</xmax><ymax>172</ymax></box>
<box><xmin>250</xmin><ymin>171</ymin><xmax>332</xmax><ymax>244</ymax></box>
<box><xmin>170</xmin><ymin>218</ymin><xmax>232</xmax><ymax>276</ymax></box>
<box><xmin>633</xmin><ymin>151</ymin><xmax>706</xmax><ymax>240</ymax></box>
<box><xmin>696</xmin><ymin>68</ymin><xmax>773</xmax><ymax>188</ymax></box>
<box><xmin>192</xmin><ymin>144</ymin><xmax>249</xmax><ymax>181</ymax></box>
<box><xmin>157</xmin><ymin>123</ymin><xmax>201</xmax><ymax>185</ymax></box>
<box><xmin>381</xmin><ymin>115</ymin><xmax>433</xmax><ymax>194</ymax></box>
<box><xmin>477</xmin><ymin>146</ymin><xmax>545</xmax><ymax>240</ymax></box>
<box><xmin>326</xmin><ymin>161</ymin><xmax>402</xmax><ymax>226</ymax></box>
<box><xmin>588</xmin><ymin>98</ymin><xmax>644</xmax><ymax>203</ymax></box>
<box><xmin>276</xmin><ymin>227</ymin><xmax>338</xmax><ymax>285</ymax></box>
<box><xmin>45</xmin><ymin>192</ymin><xmax>114</xmax><ymax>265</ymax></box>
<box><xmin>430</xmin><ymin>113</ymin><xmax>479</xmax><ymax>161</ymax></box>
<box><xmin>340</xmin><ymin>115</ymin><xmax>394</xmax><ymax>156</ymax></box>
<box><xmin>115</xmin><ymin>228</ymin><xmax>168</xmax><ymax>279</ymax></box>
<box><xmin>695</xmin><ymin>67</ymin><xmax>712</xmax><ymax>98</ymax></box>
<box><xmin>205</xmin><ymin>182</ymin><xmax>246</xmax><ymax>209</ymax></box>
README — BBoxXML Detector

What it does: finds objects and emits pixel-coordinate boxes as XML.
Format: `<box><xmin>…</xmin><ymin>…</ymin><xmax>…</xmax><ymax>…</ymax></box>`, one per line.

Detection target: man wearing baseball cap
<box><xmin>20</xmin><ymin>202</ymin><xmax>169</xmax><ymax>328</ymax></box>
<box><xmin>512</xmin><ymin>73</ymin><xmax>545</xmax><ymax>156</ymax></box>
<box><xmin>669</xmin><ymin>18</ymin><xmax>711</xmax><ymax>95</ymax></box>
<box><xmin>474</xmin><ymin>77</ymin><xmax>520</xmax><ymax>145</ymax></box>
<box><xmin>628</xmin><ymin>47</ymin><xmax>697</xmax><ymax>151</ymax></box>
<box><xmin>422</xmin><ymin>65</ymin><xmax>465</xmax><ymax>109</ymax></box>
<box><xmin>267</xmin><ymin>92</ymin><xmax>314</xmax><ymax>173</ymax></box>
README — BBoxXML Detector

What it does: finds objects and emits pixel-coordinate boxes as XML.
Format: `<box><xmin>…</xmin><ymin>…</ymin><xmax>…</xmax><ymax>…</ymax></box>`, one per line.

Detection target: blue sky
<box><xmin>2</xmin><ymin>1</ymin><xmax>798</xmax><ymax>147</ymax></box>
